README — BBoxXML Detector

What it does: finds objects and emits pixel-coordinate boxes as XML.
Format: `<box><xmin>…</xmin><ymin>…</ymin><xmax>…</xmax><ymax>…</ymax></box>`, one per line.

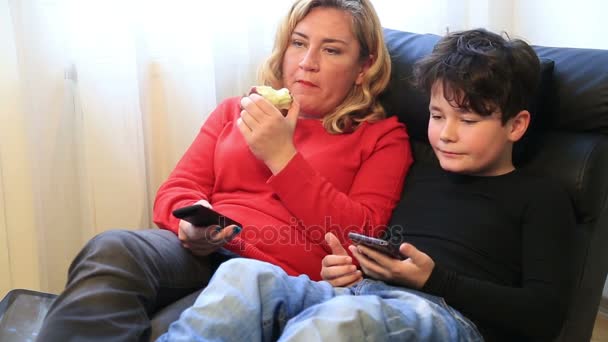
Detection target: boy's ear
<box><xmin>507</xmin><ymin>110</ymin><xmax>531</xmax><ymax>142</ymax></box>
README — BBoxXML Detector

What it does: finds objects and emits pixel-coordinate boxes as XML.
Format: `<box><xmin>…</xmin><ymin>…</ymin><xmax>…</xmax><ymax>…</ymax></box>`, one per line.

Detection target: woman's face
<box><xmin>282</xmin><ymin>7</ymin><xmax>370</xmax><ymax>118</ymax></box>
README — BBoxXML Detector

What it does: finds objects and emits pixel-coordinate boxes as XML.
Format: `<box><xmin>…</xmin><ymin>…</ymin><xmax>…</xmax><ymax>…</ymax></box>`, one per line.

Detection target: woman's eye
<box><xmin>461</xmin><ymin>119</ymin><xmax>478</xmax><ymax>124</ymax></box>
<box><xmin>430</xmin><ymin>113</ymin><xmax>442</xmax><ymax>120</ymax></box>
<box><xmin>324</xmin><ymin>48</ymin><xmax>340</xmax><ymax>55</ymax></box>
<box><xmin>291</xmin><ymin>40</ymin><xmax>305</xmax><ymax>48</ymax></box>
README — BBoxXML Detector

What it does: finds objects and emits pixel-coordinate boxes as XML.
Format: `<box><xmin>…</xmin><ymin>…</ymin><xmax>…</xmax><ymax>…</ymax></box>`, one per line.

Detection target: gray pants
<box><xmin>36</xmin><ymin>229</ymin><xmax>231</xmax><ymax>342</ymax></box>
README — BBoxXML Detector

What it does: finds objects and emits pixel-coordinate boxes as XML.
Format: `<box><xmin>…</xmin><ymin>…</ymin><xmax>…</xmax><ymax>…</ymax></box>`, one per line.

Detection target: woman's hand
<box><xmin>177</xmin><ymin>200</ymin><xmax>240</xmax><ymax>256</ymax></box>
<box><xmin>349</xmin><ymin>242</ymin><xmax>435</xmax><ymax>289</ymax></box>
<box><xmin>237</xmin><ymin>94</ymin><xmax>300</xmax><ymax>174</ymax></box>
<box><xmin>320</xmin><ymin>233</ymin><xmax>363</xmax><ymax>287</ymax></box>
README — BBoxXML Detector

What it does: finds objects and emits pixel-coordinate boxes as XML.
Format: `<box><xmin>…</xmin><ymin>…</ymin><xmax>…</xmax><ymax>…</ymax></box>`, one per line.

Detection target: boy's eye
<box><xmin>430</xmin><ymin>113</ymin><xmax>443</xmax><ymax>120</ymax></box>
<box><xmin>460</xmin><ymin>115</ymin><xmax>481</xmax><ymax>124</ymax></box>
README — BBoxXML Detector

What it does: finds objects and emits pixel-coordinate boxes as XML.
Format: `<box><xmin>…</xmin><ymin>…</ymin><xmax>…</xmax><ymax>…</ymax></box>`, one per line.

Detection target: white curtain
<box><xmin>0</xmin><ymin>0</ymin><xmax>290</xmax><ymax>296</ymax></box>
<box><xmin>0</xmin><ymin>0</ymin><xmax>507</xmax><ymax>296</ymax></box>
<box><xmin>373</xmin><ymin>0</ymin><xmax>515</xmax><ymax>36</ymax></box>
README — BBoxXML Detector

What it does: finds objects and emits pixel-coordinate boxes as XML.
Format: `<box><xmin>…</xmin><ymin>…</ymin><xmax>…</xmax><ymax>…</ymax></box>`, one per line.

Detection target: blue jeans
<box><xmin>157</xmin><ymin>258</ymin><xmax>483</xmax><ymax>342</ymax></box>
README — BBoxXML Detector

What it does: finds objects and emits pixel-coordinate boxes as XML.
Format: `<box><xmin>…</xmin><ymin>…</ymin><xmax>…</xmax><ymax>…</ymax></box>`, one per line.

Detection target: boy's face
<box><xmin>428</xmin><ymin>82</ymin><xmax>526</xmax><ymax>176</ymax></box>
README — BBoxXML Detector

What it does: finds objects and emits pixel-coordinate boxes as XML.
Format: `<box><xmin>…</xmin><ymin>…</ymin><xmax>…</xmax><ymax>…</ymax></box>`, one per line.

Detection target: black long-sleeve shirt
<box><xmin>386</xmin><ymin>163</ymin><xmax>576</xmax><ymax>341</ymax></box>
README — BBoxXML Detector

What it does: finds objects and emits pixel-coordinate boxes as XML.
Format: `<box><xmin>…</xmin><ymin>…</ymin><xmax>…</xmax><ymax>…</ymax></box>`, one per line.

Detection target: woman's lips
<box><xmin>297</xmin><ymin>80</ymin><xmax>318</xmax><ymax>87</ymax></box>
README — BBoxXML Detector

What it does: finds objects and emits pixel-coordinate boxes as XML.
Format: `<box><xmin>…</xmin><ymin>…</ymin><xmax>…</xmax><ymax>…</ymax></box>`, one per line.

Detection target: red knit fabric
<box><xmin>153</xmin><ymin>97</ymin><xmax>413</xmax><ymax>280</ymax></box>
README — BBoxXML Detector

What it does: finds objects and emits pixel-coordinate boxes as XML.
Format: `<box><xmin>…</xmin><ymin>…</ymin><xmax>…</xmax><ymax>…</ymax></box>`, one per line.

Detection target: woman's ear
<box><xmin>355</xmin><ymin>54</ymin><xmax>374</xmax><ymax>85</ymax></box>
<box><xmin>507</xmin><ymin>110</ymin><xmax>531</xmax><ymax>142</ymax></box>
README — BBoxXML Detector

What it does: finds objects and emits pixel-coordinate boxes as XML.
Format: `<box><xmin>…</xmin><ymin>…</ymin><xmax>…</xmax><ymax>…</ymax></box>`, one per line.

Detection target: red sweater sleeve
<box><xmin>152</xmin><ymin>99</ymin><xmax>232</xmax><ymax>234</ymax></box>
<box><xmin>267</xmin><ymin>121</ymin><xmax>413</xmax><ymax>248</ymax></box>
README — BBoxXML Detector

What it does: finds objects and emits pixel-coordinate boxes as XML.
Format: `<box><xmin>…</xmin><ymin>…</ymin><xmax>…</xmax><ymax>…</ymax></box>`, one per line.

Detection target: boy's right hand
<box><xmin>320</xmin><ymin>233</ymin><xmax>363</xmax><ymax>287</ymax></box>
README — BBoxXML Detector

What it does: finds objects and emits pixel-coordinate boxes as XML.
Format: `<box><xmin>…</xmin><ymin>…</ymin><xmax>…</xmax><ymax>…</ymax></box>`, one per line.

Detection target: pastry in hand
<box><xmin>249</xmin><ymin>86</ymin><xmax>293</xmax><ymax>111</ymax></box>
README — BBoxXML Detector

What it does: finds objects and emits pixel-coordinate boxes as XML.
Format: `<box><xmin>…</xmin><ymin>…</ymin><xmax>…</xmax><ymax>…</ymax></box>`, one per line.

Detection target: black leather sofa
<box><xmin>148</xmin><ymin>28</ymin><xmax>608</xmax><ymax>341</ymax></box>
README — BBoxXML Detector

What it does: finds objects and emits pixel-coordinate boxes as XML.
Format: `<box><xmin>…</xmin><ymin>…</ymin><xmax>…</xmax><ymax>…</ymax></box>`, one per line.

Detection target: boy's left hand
<box><xmin>321</xmin><ymin>233</ymin><xmax>363</xmax><ymax>287</ymax></box>
<box><xmin>349</xmin><ymin>243</ymin><xmax>435</xmax><ymax>289</ymax></box>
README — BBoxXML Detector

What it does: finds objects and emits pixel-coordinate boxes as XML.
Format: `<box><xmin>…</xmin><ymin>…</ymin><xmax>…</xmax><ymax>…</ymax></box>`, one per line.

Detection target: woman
<box><xmin>37</xmin><ymin>0</ymin><xmax>412</xmax><ymax>341</ymax></box>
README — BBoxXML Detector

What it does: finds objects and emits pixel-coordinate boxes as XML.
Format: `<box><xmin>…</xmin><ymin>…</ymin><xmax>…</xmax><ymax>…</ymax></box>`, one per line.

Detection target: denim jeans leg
<box><xmin>36</xmin><ymin>228</ymin><xmax>225</xmax><ymax>342</ymax></box>
<box><xmin>278</xmin><ymin>280</ymin><xmax>483</xmax><ymax>342</ymax></box>
<box><xmin>156</xmin><ymin>258</ymin><xmax>340</xmax><ymax>342</ymax></box>
<box><xmin>361</xmin><ymin>281</ymin><xmax>483</xmax><ymax>341</ymax></box>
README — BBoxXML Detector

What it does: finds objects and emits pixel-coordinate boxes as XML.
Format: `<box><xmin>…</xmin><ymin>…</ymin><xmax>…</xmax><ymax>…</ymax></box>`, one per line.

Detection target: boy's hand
<box><xmin>349</xmin><ymin>243</ymin><xmax>434</xmax><ymax>289</ymax></box>
<box><xmin>320</xmin><ymin>233</ymin><xmax>363</xmax><ymax>287</ymax></box>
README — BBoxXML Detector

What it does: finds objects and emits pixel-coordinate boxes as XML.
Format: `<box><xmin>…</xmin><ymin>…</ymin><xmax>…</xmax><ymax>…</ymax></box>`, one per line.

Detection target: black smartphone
<box><xmin>347</xmin><ymin>232</ymin><xmax>404</xmax><ymax>260</ymax></box>
<box><xmin>172</xmin><ymin>204</ymin><xmax>241</xmax><ymax>229</ymax></box>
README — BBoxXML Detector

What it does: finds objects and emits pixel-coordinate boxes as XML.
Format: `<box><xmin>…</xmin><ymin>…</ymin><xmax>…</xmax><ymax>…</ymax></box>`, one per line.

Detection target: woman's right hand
<box><xmin>320</xmin><ymin>233</ymin><xmax>363</xmax><ymax>287</ymax></box>
<box><xmin>238</xmin><ymin>94</ymin><xmax>299</xmax><ymax>174</ymax></box>
<box><xmin>177</xmin><ymin>200</ymin><xmax>240</xmax><ymax>256</ymax></box>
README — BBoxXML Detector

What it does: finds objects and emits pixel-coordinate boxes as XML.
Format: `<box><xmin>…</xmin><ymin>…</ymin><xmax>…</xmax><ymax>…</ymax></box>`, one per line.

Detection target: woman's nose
<box><xmin>299</xmin><ymin>49</ymin><xmax>319</xmax><ymax>72</ymax></box>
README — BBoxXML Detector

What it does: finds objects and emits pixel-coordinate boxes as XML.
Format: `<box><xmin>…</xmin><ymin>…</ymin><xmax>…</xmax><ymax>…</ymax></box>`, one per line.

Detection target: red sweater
<box><xmin>153</xmin><ymin>97</ymin><xmax>413</xmax><ymax>280</ymax></box>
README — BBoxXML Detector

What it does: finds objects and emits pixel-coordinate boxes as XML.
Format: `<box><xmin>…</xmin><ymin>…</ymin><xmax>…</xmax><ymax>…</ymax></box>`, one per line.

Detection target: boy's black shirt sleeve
<box><xmin>387</xmin><ymin>163</ymin><xmax>576</xmax><ymax>341</ymax></box>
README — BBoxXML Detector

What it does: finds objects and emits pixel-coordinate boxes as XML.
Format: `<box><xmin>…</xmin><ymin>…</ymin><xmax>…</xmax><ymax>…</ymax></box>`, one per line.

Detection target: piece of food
<box><xmin>249</xmin><ymin>86</ymin><xmax>293</xmax><ymax>111</ymax></box>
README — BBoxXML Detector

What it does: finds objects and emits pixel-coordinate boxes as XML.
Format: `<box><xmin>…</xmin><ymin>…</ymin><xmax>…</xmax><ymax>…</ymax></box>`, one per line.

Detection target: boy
<box><xmin>157</xmin><ymin>29</ymin><xmax>574</xmax><ymax>342</ymax></box>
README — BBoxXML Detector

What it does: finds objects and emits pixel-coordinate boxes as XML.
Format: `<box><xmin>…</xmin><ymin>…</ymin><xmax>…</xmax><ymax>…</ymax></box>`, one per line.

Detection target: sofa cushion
<box><xmin>534</xmin><ymin>46</ymin><xmax>608</xmax><ymax>134</ymax></box>
<box><xmin>149</xmin><ymin>290</ymin><xmax>202</xmax><ymax>341</ymax></box>
<box><xmin>379</xmin><ymin>29</ymin><xmax>438</xmax><ymax>143</ymax></box>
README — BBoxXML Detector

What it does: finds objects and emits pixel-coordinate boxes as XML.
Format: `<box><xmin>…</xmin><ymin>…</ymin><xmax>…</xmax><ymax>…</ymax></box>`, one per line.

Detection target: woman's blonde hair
<box><xmin>258</xmin><ymin>0</ymin><xmax>391</xmax><ymax>134</ymax></box>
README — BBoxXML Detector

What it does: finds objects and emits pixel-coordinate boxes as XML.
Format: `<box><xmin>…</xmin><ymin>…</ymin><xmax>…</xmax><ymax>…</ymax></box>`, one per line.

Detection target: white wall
<box><xmin>514</xmin><ymin>0</ymin><xmax>608</xmax><ymax>49</ymax></box>
<box><xmin>372</xmin><ymin>0</ymin><xmax>450</xmax><ymax>35</ymax></box>
<box><xmin>373</xmin><ymin>0</ymin><xmax>516</xmax><ymax>36</ymax></box>
<box><xmin>374</xmin><ymin>0</ymin><xmax>608</xmax><ymax>49</ymax></box>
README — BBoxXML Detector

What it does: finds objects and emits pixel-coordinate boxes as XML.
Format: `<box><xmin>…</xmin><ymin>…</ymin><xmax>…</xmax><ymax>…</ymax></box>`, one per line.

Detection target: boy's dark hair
<box><xmin>413</xmin><ymin>28</ymin><xmax>541</xmax><ymax>124</ymax></box>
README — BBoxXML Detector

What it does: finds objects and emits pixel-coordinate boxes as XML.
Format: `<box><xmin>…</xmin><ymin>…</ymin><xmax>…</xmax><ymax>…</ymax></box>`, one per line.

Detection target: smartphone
<box><xmin>172</xmin><ymin>204</ymin><xmax>241</xmax><ymax>229</ymax></box>
<box><xmin>347</xmin><ymin>232</ymin><xmax>404</xmax><ymax>260</ymax></box>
